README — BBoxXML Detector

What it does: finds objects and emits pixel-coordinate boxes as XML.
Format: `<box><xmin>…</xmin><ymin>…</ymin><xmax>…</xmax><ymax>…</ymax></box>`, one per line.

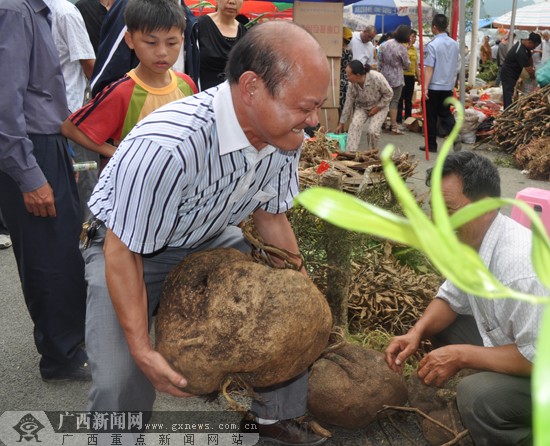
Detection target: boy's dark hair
<box><xmin>394</xmin><ymin>25</ymin><xmax>412</xmax><ymax>44</ymax></box>
<box><xmin>432</xmin><ymin>14</ymin><xmax>448</xmax><ymax>33</ymax></box>
<box><xmin>124</xmin><ymin>0</ymin><xmax>186</xmax><ymax>34</ymax></box>
<box><xmin>425</xmin><ymin>152</ymin><xmax>501</xmax><ymax>201</ymax></box>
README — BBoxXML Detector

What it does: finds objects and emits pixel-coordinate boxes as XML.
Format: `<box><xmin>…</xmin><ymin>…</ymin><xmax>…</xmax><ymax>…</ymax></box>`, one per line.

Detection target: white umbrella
<box><xmin>493</xmin><ymin>2</ymin><xmax>550</xmax><ymax>30</ymax></box>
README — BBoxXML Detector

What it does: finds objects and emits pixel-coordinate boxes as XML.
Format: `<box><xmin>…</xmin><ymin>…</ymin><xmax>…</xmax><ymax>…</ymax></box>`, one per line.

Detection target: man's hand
<box><xmin>417</xmin><ymin>345</ymin><xmax>462</xmax><ymax>387</ymax></box>
<box><xmin>385</xmin><ymin>331</ymin><xmax>421</xmax><ymax>374</ymax></box>
<box><xmin>134</xmin><ymin>347</ymin><xmax>194</xmax><ymax>398</ymax></box>
<box><xmin>23</xmin><ymin>183</ymin><xmax>56</xmax><ymax>217</ymax></box>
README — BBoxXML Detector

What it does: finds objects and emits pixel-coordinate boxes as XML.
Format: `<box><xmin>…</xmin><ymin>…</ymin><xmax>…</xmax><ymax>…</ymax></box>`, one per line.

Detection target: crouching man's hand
<box><xmin>134</xmin><ymin>347</ymin><xmax>195</xmax><ymax>398</ymax></box>
<box><xmin>417</xmin><ymin>345</ymin><xmax>462</xmax><ymax>387</ymax></box>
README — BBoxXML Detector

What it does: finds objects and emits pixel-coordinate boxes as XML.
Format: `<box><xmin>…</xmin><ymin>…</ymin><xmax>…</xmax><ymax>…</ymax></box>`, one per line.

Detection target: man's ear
<box><xmin>124</xmin><ymin>30</ymin><xmax>134</xmax><ymax>50</ymax></box>
<box><xmin>238</xmin><ymin>71</ymin><xmax>260</xmax><ymax>106</ymax></box>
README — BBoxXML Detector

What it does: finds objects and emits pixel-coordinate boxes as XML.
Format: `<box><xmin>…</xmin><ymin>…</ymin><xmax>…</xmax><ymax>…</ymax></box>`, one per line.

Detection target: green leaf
<box><xmin>295</xmin><ymin>188</ymin><xmax>421</xmax><ymax>248</ymax></box>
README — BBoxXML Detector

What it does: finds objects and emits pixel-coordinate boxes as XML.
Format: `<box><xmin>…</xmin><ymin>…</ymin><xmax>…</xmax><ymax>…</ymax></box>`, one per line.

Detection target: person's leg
<box><xmin>495</xmin><ymin>66</ymin><xmax>502</xmax><ymax>87</ymax></box>
<box><xmin>0</xmin><ymin>207</ymin><xmax>11</xmax><ymax>249</ymax></box>
<box><xmin>84</xmin><ymin>225</ymin><xmax>157</xmax><ymax>412</ymax></box>
<box><xmin>345</xmin><ymin>108</ymin><xmax>369</xmax><ymax>152</ymax></box>
<box><xmin>389</xmin><ymin>86</ymin><xmax>404</xmax><ymax>132</ymax></box>
<box><xmin>457</xmin><ymin>372</ymin><xmax>532</xmax><ymax>446</ymax></box>
<box><xmin>425</xmin><ymin>90</ymin><xmax>439</xmax><ymax>152</ymax></box>
<box><xmin>501</xmin><ymin>76</ymin><xmax>515</xmax><ymax>110</ymax></box>
<box><xmin>436</xmin><ymin>90</ymin><xmax>455</xmax><ymax>136</ymax></box>
<box><xmin>397</xmin><ymin>86</ymin><xmax>405</xmax><ymax>124</ymax></box>
<box><xmin>430</xmin><ymin>314</ymin><xmax>483</xmax><ymax>348</ymax></box>
<box><xmin>251</xmin><ymin>371</ymin><xmax>308</xmax><ymax>420</ymax></box>
<box><xmin>365</xmin><ymin>106</ymin><xmax>388</xmax><ymax>150</ymax></box>
<box><xmin>403</xmin><ymin>75</ymin><xmax>415</xmax><ymax>120</ymax></box>
<box><xmin>0</xmin><ymin>134</ymin><xmax>87</xmax><ymax>376</ymax></box>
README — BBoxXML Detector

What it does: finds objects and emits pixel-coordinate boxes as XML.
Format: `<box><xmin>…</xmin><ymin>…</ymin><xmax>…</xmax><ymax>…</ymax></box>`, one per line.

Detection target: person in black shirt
<box><xmin>75</xmin><ymin>0</ymin><xmax>114</xmax><ymax>55</ymax></box>
<box><xmin>501</xmin><ymin>32</ymin><xmax>541</xmax><ymax>109</ymax></box>
<box><xmin>198</xmin><ymin>0</ymin><xmax>246</xmax><ymax>90</ymax></box>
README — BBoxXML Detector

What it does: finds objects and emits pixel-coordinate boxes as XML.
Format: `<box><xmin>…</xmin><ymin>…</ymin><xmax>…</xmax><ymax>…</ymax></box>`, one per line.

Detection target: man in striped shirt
<box><xmin>86</xmin><ymin>21</ymin><xmax>330</xmax><ymax>446</ymax></box>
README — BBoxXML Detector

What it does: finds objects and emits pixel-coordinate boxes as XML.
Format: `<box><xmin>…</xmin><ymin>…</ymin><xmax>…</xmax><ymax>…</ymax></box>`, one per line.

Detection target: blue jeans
<box><xmin>84</xmin><ymin>224</ymin><xmax>307</xmax><ymax>418</ymax></box>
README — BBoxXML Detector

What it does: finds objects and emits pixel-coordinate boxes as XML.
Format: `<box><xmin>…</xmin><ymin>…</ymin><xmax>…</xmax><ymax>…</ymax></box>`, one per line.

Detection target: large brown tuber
<box><xmin>307</xmin><ymin>343</ymin><xmax>408</xmax><ymax>429</ymax></box>
<box><xmin>155</xmin><ymin>248</ymin><xmax>332</xmax><ymax>395</ymax></box>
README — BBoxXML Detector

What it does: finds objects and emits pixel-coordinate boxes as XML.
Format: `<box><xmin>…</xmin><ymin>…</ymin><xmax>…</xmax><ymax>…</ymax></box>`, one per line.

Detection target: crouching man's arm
<box><xmin>104</xmin><ymin>228</ymin><xmax>194</xmax><ymax>397</ymax></box>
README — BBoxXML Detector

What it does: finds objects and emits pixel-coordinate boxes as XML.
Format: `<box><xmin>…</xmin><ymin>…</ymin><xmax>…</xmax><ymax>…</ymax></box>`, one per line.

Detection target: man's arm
<box><xmin>103</xmin><ymin>229</ymin><xmax>193</xmax><ymax>397</ymax></box>
<box><xmin>423</xmin><ymin>66</ymin><xmax>434</xmax><ymax>99</ymax></box>
<box><xmin>0</xmin><ymin>8</ymin><xmax>55</xmax><ymax>217</ymax></box>
<box><xmin>385</xmin><ymin>297</ymin><xmax>457</xmax><ymax>374</ymax></box>
<box><xmin>417</xmin><ymin>343</ymin><xmax>532</xmax><ymax>387</ymax></box>
<box><xmin>252</xmin><ymin>208</ymin><xmax>306</xmax><ymax>276</ymax></box>
<box><xmin>80</xmin><ymin>59</ymin><xmax>95</xmax><ymax>79</ymax></box>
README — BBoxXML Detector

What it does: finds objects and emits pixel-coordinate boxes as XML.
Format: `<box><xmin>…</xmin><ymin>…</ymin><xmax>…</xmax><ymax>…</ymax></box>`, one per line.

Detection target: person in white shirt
<box><xmin>540</xmin><ymin>30</ymin><xmax>550</xmax><ymax>66</ymax></box>
<box><xmin>45</xmin><ymin>0</ymin><xmax>97</xmax><ymax>220</ymax></box>
<box><xmin>385</xmin><ymin>152</ymin><xmax>546</xmax><ymax>446</ymax></box>
<box><xmin>349</xmin><ymin>25</ymin><xmax>377</xmax><ymax>68</ymax></box>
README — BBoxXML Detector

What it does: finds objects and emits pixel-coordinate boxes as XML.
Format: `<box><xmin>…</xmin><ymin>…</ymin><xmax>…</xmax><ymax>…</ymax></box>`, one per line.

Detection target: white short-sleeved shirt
<box><xmin>349</xmin><ymin>32</ymin><xmax>376</xmax><ymax>66</ymax></box>
<box><xmin>88</xmin><ymin>82</ymin><xmax>301</xmax><ymax>254</ymax></box>
<box><xmin>437</xmin><ymin>213</ymin><xmax>548</xmax><ymax>362</ymax></box>
<box><xmin>45</xmin><ymin>0</ymin><xmax>95</xmax><ymax>112</ymax></box>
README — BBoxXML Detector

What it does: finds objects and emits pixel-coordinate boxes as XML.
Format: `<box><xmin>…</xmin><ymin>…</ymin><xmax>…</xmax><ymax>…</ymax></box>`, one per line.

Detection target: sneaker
<box><xmin>241</xmin><ymin>417</ymin><xmax>327</xmax><ymax>445</ymax></box>
<box><xmin>0</xmin><ymin>234</ymin><xmax>12</xmax><ymax>249</ymax></box>
<box><xmin>41</xmin><ymin>362</ymin><xmax>92</xmax><ymax>383</ymax></box>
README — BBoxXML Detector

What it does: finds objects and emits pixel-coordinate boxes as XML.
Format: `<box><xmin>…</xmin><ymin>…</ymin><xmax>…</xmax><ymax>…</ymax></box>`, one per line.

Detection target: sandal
<box><xmin>391</xmin><ymin>126</ymin><xmax>404</xmax><ymax>135</ymax></box>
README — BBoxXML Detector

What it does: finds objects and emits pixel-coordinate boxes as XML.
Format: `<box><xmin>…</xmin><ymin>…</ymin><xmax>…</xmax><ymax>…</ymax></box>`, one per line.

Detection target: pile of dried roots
<box><xmin>491</xmin><ymin>84</ymin><xmax>550</xmax><ymax>153</ymax></box>
<box><xmin>300</xmin><ymin>130</ymin><xmax>418</xmax><ymax>194</ymax></box>
<box><xmin>513</xmin><ymin>136</ymin><xmax>550</xmax><ymax>181</ymax></box>
<box><xmin>347</xmin><ymin>249</ymin><xmax>442</xmax><ymax>337</ymax></box>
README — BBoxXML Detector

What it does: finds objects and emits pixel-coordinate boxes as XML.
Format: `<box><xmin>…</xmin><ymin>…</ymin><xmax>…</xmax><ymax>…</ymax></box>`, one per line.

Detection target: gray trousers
<box><xmin>84</xmin><ymin>225</ymin><xmax>307</xmax><ymax>419</ymax></box>
<box><xmin>434</xmin><ymin>315</ymin><xmax>532</xmax><ymax>446</ymax></box>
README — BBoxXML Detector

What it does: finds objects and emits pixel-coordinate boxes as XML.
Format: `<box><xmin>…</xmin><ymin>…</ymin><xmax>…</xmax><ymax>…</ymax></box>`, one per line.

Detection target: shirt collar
<box><xmin>28</xmin><ymin>0</ymin><xmax>49</xmax><ymax>13</ymax></box>
<box><xmin>478</xmin><ymin>212</ymin><xmax>503</xmax><ymax>262</ymax></box>
<box><xmin>213</xmin><ymin>81</ymin><xmax>253</xmax><ymax>155</ymax></box>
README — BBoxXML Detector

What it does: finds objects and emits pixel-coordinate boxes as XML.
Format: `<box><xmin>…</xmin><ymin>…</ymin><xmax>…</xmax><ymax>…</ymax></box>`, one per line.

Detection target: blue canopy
<box><xmin>465</xmin><ymin>17</ymin><xmax>496</xmax><ymax>31</ymax></box>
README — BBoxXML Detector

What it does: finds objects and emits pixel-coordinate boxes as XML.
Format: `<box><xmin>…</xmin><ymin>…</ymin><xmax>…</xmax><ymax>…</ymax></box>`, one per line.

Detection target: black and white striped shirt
<box><xmin>88</xmin><ymin>82</ymin><xmax>300</xmax><ymax>254</ymax></box>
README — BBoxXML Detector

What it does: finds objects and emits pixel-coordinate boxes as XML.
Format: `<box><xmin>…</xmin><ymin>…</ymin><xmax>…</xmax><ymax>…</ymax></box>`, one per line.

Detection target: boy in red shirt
<box><xmin>62</xmin><ymin>0</ymin><xmax>197</xmax><ymax>172</ymax></box>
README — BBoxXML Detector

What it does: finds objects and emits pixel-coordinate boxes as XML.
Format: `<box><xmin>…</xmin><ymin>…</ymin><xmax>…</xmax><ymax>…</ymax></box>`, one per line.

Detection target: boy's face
<box><xmin>125</xmin><ymin>27</ymin><xmax>183</xmax><ymax>76</ymax></box>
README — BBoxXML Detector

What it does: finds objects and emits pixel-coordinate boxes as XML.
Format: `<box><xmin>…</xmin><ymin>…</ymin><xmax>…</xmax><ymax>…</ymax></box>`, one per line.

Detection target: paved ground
<box><xmin>0</xmin><ymin>130</ymin><xmax>548</xmax><ymax>446</ymax></box>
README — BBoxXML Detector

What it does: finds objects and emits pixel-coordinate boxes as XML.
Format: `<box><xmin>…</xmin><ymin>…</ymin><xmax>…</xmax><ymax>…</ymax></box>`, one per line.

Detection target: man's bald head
<box><xmin>226</xmin><ymin>21</ymin><xmax>327</xmax><ymax>97</ymax></box>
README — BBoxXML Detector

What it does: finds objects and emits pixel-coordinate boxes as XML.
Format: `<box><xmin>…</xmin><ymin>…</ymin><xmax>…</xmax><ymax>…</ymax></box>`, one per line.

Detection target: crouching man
<box><xmin>85</xmin><ymin>20</ymin><xmax>330</xmax><ymax>446</ymax></box>
<box><xmin>385</xmin><ymin>152</ymin><xmax>547</xmax><ymax>446</ymax></box>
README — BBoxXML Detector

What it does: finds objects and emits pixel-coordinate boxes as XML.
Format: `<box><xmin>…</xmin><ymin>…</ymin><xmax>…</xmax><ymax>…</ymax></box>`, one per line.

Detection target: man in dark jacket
<box><xmin>500</xmin><ymin>32</ymin><xmax>541</xmax><ymax>109</ymax></box>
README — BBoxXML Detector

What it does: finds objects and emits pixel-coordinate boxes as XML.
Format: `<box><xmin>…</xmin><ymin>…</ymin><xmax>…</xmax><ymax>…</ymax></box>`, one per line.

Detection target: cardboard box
<box><xmin>293</xmin><ymin>1</ymin><xmax>344</xmax><ymax>57</ymax></box>
<box><xmin>404</xmin><ymin>117</ymin><xmax>423</xmax><ymax>133</ymax></box>
<box><xmin>324</xmin><ymin>56</ymin><xmax>341</xmax><ymax>108</ymax></box>
<box><xmin>318</xmin><ymin>108</ymin><xmax>340</xmax><ymax>133</ymax></box>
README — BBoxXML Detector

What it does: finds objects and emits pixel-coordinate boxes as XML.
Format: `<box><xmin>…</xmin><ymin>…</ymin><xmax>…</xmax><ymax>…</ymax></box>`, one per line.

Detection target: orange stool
<box><xmin>510</xmin><ymin>187</ymin><xmax>550</xmax><ymax>234</ymax></box>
